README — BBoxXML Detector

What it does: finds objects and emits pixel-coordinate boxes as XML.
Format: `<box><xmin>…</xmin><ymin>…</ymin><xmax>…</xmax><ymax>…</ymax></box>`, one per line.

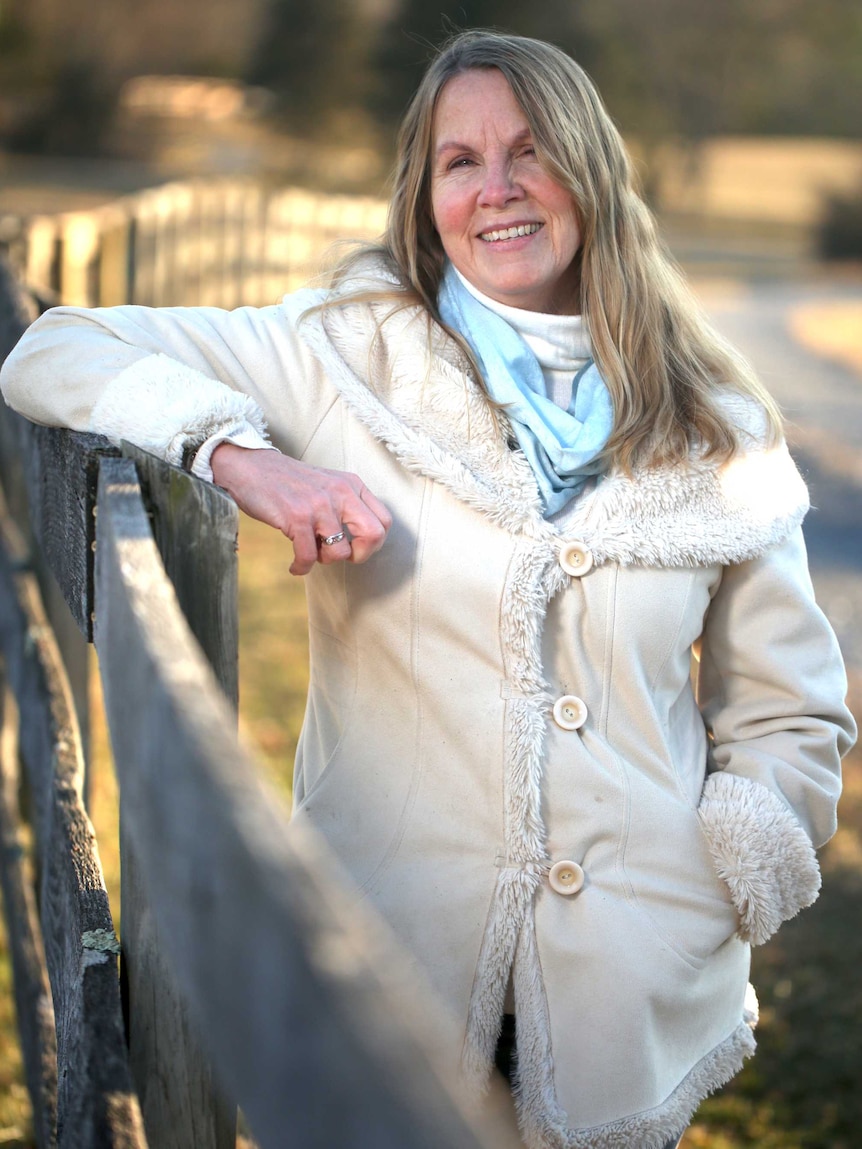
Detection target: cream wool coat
<box><xmin>1</xmin><ymin>283</ymin><xmax>855</xmax><ymax>1149</ymax></box>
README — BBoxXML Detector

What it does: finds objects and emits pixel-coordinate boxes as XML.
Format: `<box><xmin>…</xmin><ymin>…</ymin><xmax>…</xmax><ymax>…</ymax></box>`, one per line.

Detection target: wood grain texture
<box><xmin>121</xmin><ymin>444</ymin><xmax>238</xmax><ymax>708</ymax></box>
<box><xmin>0</xmin><ymin>675</ymin><xmax>58</xmax><ymax>1149</ymax></box>
<box><xmin>0</xmin><ymin>258</ymin><xmax>38</xmax><ymax>544</ymax></box>
<box><xmin>121</xmin><ymin>835</ymin><xmax>236</xmax><ymax>1149</ymax></box>
<box><xmin>18</xmin><ymin>423</ymin><xmax>118</xmax><ymax>641</ymax></box>
<box><xmin>0</xmin><ymin>256</ymin><xmax>34</xmax><ymax>355</ymax></box>
<box><xmin>0</xmin><ymin>487</ymin><xmax>147</xmax><ymax>1149</ymax></box>
<box><xmin>95</xmin><ymin>457</ymin><xmax>522</xmax><ymax>1149</ymax></box>
<box><xmin>0</xmin><ymin>414</ymin><xmax>95</xmax><ymax>791</ymax></box>
<box><xmin>119</xmin><ymin>446</ymin><xmax>238</xmax><ymax>1149</ymax></box>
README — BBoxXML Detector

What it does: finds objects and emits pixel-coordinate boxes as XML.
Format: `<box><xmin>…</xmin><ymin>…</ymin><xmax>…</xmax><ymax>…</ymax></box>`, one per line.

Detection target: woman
<box><xmin>1</xmin><ymin>30</ymin><xmax>855</xmax><ymax>1149</ymax></box>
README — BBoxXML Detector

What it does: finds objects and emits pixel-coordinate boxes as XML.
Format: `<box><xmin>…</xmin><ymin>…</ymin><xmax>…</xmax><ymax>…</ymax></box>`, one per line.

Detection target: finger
<box><xmin>288</xmin><ymin>525</ymin><xmax>322</xmax><ymax>576</ymax></box>
<box><xmin>339</xmin><ymin>502</ymin><xmax>390</xmax><ymax>564</ymax></box>
<box><xmin>316</xmin><ymin>523</ymin><xmax>353</xmax><ymax>565</ymax></box>
<box><xmin>357</xmin><ymin>484</ymin><xmax>393</xmax><ymax>530</ymax></box>
<box><xmin>334</xmin><ymin>485</ymin><xmax>391</xmax><ymax>564</ymax></box>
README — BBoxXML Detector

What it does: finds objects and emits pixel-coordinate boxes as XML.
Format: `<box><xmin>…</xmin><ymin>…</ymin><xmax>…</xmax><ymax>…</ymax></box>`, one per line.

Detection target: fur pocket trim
<box><xmin>698</xmin><ymin>771</ymin><xmax>821</xmax><ymax>946</ymax></box>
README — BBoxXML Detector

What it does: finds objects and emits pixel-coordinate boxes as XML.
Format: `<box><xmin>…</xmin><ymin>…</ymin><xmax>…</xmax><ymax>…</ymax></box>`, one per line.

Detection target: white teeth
<box><xmin>480</xmin><ymin>222</ymin><xmax>541</xmax><ymax>242</ymax></box>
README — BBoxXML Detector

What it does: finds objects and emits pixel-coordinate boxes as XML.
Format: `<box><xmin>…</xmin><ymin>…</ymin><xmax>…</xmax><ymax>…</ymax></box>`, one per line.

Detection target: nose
<box><xmin>479</xmin><ymin>158</ymin><xmax>525</xmax><ymax>208</ymax></box>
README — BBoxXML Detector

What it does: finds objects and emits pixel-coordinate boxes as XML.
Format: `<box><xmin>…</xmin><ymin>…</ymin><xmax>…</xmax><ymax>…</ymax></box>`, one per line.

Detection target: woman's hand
<box><xmin>210</xmin><ymin>442</ymin><xmax>392</xmax><ymax>575</ymax></box>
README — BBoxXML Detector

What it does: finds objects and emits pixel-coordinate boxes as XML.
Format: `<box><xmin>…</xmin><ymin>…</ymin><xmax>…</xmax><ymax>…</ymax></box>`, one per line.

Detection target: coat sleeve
<box><xmin>0</xmin><ymin>296</ymin><xmax>334</xmax><ymax>479</ymax></box>
<box><xmin>696</xmin><ymin>526</ymin><xmax>856</xmax><ymax>945</ymax></box>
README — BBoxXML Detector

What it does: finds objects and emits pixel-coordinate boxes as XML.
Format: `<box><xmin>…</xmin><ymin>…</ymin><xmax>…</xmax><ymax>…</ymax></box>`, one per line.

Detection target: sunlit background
<box><xmin>0</xmin><ymin>3</ymin><xmax>860</xmax><ymax>1147</ymax></box>
<box><xmin>0</xmin><ymin>0</ymin><xmax>860</xmax><ymax>245</ymax></box>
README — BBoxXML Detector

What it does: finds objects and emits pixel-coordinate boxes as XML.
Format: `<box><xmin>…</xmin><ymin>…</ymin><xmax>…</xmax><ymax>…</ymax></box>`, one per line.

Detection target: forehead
<box><xmin>432</xmin><ymin>68</ymin><xmax>529</xmax><ymax>148</ymax></box>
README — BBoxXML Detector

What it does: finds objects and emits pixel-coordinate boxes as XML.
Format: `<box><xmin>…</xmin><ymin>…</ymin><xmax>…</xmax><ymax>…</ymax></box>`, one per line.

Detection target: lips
<box><xmin>479</xmin><ymin>222</ymin><xmax>543</xmax><ymax>243</ymax></box>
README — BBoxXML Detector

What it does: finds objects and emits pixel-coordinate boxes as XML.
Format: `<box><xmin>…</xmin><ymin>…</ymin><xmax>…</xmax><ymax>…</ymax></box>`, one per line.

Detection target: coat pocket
<box><xmin>621</xmin><ymin>780</ymin><xmax>742</xmax><ymax>967</ymax></box>
<box><xmin>697</xmin><ymin>770</ymin><xmax>821</xmax><ymax>945</ymax></box>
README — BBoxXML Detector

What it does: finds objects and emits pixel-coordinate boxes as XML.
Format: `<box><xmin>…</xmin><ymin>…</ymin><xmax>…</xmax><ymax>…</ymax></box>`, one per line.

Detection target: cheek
<box><xmin>540</xmin><ymin>182</ymin><xmax>581</xmax><ymax>252</ymax></box>
<box><xmin>555</xmin><ymin>206</ymin><xmax>582</xmax><ymax>257</ymax></box>
<box><xmin>431</xmin><ymin>184</ymin><xmax>470</xmax><ymax>242</ymax></box>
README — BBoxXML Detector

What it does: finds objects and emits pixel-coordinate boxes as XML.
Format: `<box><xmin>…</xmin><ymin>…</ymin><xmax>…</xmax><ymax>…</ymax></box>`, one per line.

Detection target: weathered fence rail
<box><xmin>0</xmin><ymin>418</ymin><xmax>144</xmax><ymax>1145</ymax></box>
<box><xmin>0</xmin><ymin>203</ymin><xmax>521</xmax><ymax>1149</ymax></box>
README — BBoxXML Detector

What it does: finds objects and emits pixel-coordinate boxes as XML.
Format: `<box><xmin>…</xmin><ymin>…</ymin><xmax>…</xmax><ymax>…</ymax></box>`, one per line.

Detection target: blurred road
<box><xmin>704</xmin><ymin>277</ymin><xmax>862</xmax><ymax>677</ymax></box>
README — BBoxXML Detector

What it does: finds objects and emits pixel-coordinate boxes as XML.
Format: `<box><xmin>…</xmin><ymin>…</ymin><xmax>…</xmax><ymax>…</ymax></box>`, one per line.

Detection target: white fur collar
<box><xmin>283</xmin><ymin>292</ymin><xmax>808</xmax><ymax>568</ymax></box>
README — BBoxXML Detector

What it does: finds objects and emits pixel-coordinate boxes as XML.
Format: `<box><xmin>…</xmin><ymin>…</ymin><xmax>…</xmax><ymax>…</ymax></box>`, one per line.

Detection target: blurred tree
<box><xmin>0</xmin><ymin>0</ymin><xmax>266</xmax><ymax>155</ymax></box>
<box><xmin>364</xmin><ymin>0</ymin><xmax>862</xmax><ymax>199</ymax></box>
<box><xmin>6</xmin><ymin>58</ymin><xmax>119</xmax><ymax>156</ymax></box>
<box><xmin>369</xmin><ymin>0</ymin><xmax>862</xmax><ymax>138</ymax></box>
<box><xmin>370</xmin><ymin>1</ymin><xmax>532</xmax><ymax>124</ymax></box>
<box><xmin>247</xmin><ymin>0</ymin><xmax>392</xmax><ymax>141</ymax></box>
<box><xmin>1</xmin><ymin>0</ymin><xmax>860</xmax><ymax>161</ymax></box>
<box><xmin>563</xmin><ymin>0</ymin><xmax>862</xmax><ymax>141</ymax></box>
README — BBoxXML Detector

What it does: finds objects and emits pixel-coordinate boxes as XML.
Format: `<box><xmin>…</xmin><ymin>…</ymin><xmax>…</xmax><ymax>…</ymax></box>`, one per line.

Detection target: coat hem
<box><xmin>518</xmin><ymin>1019</ymin><xmax>757</xmax><ymax>1149</ymax></box>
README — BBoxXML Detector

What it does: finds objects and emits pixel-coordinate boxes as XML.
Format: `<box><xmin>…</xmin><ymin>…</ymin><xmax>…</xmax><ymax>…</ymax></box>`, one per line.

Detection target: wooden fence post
<box><xmin>113</xmin><ymin>447</ymin><xmax>239</xmax><ymax>1149</ymax></box>
<box><xmin>58</xmin><ymin>215</ymin><xmax>101</xmax><ymax>307</ymax></box>
<box><xmin>97</xmin><ymin>208</ymin><xmax>133</xmax><ymax>308</ymax></box>
<box><xmin>0</xmin><ymin>672</ymin><xmax>58</xmax><ymax>1149</ymax></box>
<box><xmin>0</xmin><ymin>464</ymin><xmax>146</xmax><ymax>1148</ymax></box>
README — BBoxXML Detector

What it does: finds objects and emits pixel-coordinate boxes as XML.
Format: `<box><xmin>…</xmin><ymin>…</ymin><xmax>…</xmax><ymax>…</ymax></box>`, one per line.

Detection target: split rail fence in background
<box><xmin>3</xmin><ymin>178</ymin><xmax>389</xmax><ymax>310</ymax></box>
<box><xmin>0</xmin><ymin>184</ymin><xmax>521</xmax><ymax>1149</ymax></box>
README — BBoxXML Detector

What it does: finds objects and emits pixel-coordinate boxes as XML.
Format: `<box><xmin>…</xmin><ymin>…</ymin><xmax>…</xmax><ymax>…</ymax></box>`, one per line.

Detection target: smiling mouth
<box><xmin>479</xmin><ymin>222</ymin><xmax>543</xmax><ymax>243</ymax></box>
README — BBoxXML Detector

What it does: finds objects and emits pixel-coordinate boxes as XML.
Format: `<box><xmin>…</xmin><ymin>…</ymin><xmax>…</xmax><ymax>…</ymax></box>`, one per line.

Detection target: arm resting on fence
<box><xmin>0</xmin><ymin>299</ymin><xmax>332</xmax><ymax>472</ymax></box>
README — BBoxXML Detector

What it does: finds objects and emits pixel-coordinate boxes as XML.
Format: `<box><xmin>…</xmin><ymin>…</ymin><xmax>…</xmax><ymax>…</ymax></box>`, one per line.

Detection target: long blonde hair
<box><xmin>331</xmin><ymin>30</ymin><xmax>782</xmax><ymax>469</ymax></box>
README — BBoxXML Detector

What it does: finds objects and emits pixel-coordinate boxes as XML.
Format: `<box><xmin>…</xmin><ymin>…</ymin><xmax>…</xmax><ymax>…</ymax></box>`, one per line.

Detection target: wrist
<box><xmin>210</xmin><ymin>440</ymin><xmax>281</xmax><ymax>491</ymax></box>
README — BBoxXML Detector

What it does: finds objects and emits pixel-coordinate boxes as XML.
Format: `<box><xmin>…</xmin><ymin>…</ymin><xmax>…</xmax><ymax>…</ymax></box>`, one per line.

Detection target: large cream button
<box><xmin>549</xmin><ymin>860</ymin><xmax>585</xmax><ymax>896</ymax></box>
<box><xmin>552</xmin><ymin>695</ymin><xmax>588</xmax><ymax>731</ymax></box>
<box><xmin>559</xmin><ymin>540</ymin><xmax>593</xmax><ymax>577</ymax></box>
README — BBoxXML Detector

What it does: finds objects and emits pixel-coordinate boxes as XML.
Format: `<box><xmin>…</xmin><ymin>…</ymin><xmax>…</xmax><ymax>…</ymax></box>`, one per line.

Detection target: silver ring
<box><xmin>319</xmin><ymin>530</ymin><xmax>346</xmax><ymax>547</ymax></box>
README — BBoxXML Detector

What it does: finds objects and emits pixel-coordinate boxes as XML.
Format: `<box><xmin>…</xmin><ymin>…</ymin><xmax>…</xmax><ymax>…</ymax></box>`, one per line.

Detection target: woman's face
<box><xmin>430</xmin><ymin>68</ymin><xmax>582</xmax><ymax>315</ymax></box>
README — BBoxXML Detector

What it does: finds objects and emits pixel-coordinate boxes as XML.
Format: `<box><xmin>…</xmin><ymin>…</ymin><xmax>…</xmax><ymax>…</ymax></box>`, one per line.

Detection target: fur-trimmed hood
<box><xmin>283</xmin><ymin>288</ymin><xmax>809</xmax><ymax>569</ymax></box>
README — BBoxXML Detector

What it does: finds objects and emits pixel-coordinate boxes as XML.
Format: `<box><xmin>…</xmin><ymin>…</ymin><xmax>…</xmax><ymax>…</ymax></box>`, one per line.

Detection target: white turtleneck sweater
<box><xmin>454</xmin><ymin>268</ymin><xmax>591</xmax><ymax>409</ymax></box>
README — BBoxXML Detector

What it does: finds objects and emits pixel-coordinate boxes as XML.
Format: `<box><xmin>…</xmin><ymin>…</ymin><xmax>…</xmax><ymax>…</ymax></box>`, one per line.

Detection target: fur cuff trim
<box><xmin>698</xmin><ymin>771</ymin><xmax>821</xmax><ymax>946</ymax></box>
<box><xmin>88</xmin><ymin>353</ymin><xmax>270</xmax><ymax>466</ymax></box>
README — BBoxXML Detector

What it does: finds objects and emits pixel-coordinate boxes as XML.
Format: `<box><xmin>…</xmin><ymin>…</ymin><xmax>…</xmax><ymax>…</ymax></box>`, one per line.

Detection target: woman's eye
<box><xmin>447</xmin><ymin>156</ymin><xmax>474</xmax><ymax>170</ymax></box>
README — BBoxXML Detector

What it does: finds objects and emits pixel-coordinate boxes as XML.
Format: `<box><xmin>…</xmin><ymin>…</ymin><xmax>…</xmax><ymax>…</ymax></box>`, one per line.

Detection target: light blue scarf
<box><xmin>437</xmin><ymin>262</ymin><xmax>613</xmax><ymax>516</ymax></box>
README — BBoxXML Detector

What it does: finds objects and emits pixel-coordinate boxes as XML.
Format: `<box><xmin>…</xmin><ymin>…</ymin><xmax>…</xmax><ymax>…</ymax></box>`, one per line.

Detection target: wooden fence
<box><xmin>0</xmin><ymin>202</ymin><xmax>521</xmax><ymax>1148</ymax></box>
<box><xmin>4</xmin><ymin>179</ymin><xmax>389</xmax><ymax>310</ymax></box>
